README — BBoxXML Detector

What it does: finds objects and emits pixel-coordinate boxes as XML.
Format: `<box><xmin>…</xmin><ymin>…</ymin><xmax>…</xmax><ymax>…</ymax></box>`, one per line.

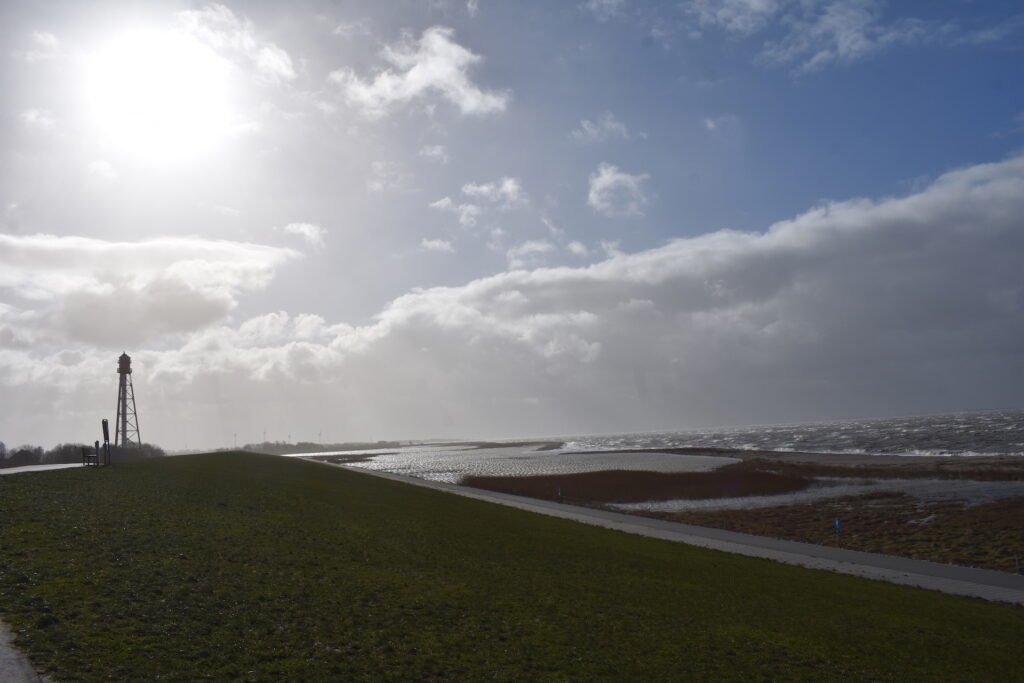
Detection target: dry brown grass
<box><xmin>461</xmin><ymin>453</ymin><xmax>1024</xmax><ymax>574</ymax></box>
<box><xmin>653</xmin><ymin>493</ymin><xmax>1024</xmax><ymax>574</ymax></box>
<box><xmin>736</xmin><ymin>456</ymin><xmax>1024</xmax><ymax>481</ymax></box>
<box><xmin>565</xmin><ymin>448</ymin><xmax>1024</xmax><ymax>480</ymax></box>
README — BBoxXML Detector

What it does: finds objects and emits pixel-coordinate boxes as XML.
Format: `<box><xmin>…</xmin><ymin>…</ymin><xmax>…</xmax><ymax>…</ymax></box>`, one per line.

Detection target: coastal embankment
<box><xmin>1</xmin><ymin>452</ymin><xmax>1021</xmax><ymax>680</ymax></box>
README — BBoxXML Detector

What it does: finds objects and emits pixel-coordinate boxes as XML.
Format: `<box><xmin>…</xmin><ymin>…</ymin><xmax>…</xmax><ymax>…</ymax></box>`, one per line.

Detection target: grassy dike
<box><xmin>0</xmin><ymin>453</ymin><xmax>1020</xmax><ymax>681</ymax></box>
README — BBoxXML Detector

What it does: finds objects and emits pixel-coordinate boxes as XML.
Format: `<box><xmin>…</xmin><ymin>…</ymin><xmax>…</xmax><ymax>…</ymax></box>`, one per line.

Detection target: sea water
<box><xmin>559</xmin><ymin>409</ymin><xmax>1024</xmax><ymax>457</ymax></box>
<box><xmin>333</xmin><ymin>409</ymin><xmax>1023</xmax><ymax>484</ymax></box>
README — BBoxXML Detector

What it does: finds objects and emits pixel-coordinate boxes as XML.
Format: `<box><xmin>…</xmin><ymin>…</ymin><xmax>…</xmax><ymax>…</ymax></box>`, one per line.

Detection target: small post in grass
<box><xmin>834</xmin><ymin>518</ymin><xmax>841</xmax><ymax>543</ymax></box>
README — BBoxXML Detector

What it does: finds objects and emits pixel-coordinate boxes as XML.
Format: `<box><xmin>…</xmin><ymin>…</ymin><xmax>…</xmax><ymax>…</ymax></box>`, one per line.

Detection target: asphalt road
<box><xmin>338</xmin><ymin>464</ymin><xmax>1024</xmax><ymax>605</ymax></box>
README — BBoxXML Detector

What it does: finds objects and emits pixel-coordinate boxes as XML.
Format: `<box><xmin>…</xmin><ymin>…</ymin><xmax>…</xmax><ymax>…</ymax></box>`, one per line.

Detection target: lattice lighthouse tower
<box><xmin>115</xmin><ymin>352</ymin><xmax>141</xmax><ymax>447</ymax></box>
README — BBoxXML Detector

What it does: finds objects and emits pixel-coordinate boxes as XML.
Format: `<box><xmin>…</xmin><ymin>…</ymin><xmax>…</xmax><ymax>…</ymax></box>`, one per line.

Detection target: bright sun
<box><xmin>85</xmin><ymin>29</ymin><xmax>235</xmax><ymax>161</ymax></box>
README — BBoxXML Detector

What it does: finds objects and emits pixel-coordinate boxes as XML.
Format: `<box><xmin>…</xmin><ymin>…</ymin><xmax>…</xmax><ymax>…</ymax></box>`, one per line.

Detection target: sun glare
<box><xmin>84</xmin><ymin>29</ymin><xmax>235</xmax><ymax>161</ymax></box>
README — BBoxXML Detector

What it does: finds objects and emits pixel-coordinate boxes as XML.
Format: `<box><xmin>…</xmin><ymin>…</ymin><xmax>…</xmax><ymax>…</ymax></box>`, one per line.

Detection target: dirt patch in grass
<box><xmin>650</xmin><ymin>493</ymin><xmax>1024</xmax><ymax>574</ymax></box>
<box><xmin>462</xmin><ymin>461</ymin><xmax>812</xmax><ymax>503</ymax></box>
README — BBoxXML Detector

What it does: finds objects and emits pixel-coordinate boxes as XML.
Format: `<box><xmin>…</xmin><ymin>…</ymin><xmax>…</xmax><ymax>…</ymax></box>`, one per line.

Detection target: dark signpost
<box><xmin>84</xmin><ymin>421</ymin><xmax>112</xmax><ymax>467</ymax></box>
<box><xmin>101</xmin><ymin>418</ymin><xmax>111</xmax><ymax>465</ymax></box>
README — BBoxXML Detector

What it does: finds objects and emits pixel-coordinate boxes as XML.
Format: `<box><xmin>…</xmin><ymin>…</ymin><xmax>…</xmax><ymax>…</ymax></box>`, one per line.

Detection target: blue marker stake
<box><xmin>834</xmin><ymin>518</ymin><xmax>840</xmax><ymax>539</ymax></box>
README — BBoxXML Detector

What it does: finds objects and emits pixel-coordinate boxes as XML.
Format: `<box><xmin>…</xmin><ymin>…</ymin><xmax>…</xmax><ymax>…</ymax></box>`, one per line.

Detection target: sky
<box><xmin>1</xmin><ymin>0</ymin><xmax>1023</xmax><ymax>450</ymax></box>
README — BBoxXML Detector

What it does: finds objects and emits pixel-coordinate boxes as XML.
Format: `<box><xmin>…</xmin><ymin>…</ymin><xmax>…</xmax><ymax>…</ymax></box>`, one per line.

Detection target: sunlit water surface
<box><xmin>299</xmin><ymin>410</ymin><xmax>1024</xmax><ymax>507</ymax></box>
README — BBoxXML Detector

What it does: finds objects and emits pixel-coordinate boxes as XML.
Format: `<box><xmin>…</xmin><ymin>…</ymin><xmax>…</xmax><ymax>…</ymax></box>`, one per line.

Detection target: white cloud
<box><xmin>761</xmin><ymin>1</ymin><xmax>940</xmax><ymax>72</ymax></box>
<box><xmin>686</xmin><ymin>0</ymin><xmax>948</xmax><ymax>72</ymax></box>
<box><xmin>20</xmin><ymin>108</ymin><xmax>55</xmax><ymax>128</ymax></box>
<box><xmin>467</xmin><ymin>0</ymin><xmax>480</xmax><ymax>17</ymax></box>
<box><xmin>332</xmin><ymin>20</ymin><xmax>373</xmax><ymax>39</ymax></box>
<box><xmin>14</xmin><ymin>31</ymin><xmax>62</xmax><ymax>62</ymax></box>
<box><xmin>6</xmin><ymin>155</ymin><xmax>1024</xmax><ymax>446</ymax></box>
<box><xmin>418</xmin><ymin>144</ymin><xmax>450</xmax><ymax>164</ymax></box>
<box><xmin>367</xmin><ymin>161</ymin><xmax>412</xmax><ymax>193</ymax></box>
<box><xmin>704</xmin><ymin>114</ymin><xmax>738</xmax><ymax>132</ymax></box>
<box><xmin>582</xmin><ymin>0</ymin><xmax>627</xmax><ymax>22</ymax></box>
<box><xmin>567</xmin><ymin>240</ymin><xmax>589</xmax><ymax>257</ymax></box>
<box><xmin>686</xmin><ymin>0</ymin><xmax>780</xmax><ymax>35</ymax></box>
<box><xmin>506</xmin><ymin>240</ymin><xmax>555</xmax><ymax>269</ymax></box>
<box><xmin>421</xmin><ymin>238</ymin><xmax>455</xmax><ymax>252</ymax></box>
<box><xmin>177</xmin><ymin>4</ymin><xmax>297</xmax><ymax>85</ymax></box>
<box><xmin>429</xmin><ymin>196</ymin><xmax>482</xmax><ymax>227</ymax></box>
<box><xmin>572</xmin><ymin>111</ymin><xmax>630</xmax><ymax>144</ymax></box>
<box><xmin>329</xmin><ymin>26</ymin><xmax>509</xmax><ymax>118</ymax></box>
<box><xmin>281</xmin><ymin>222</ymin><xmax>326</xmax><ymax>249</ymax></box>
<box><xmin>0</xmin><ymin>235</ymin><xmax>298</xmax><ymax>346</ymax></box>
<box><xmin>542</xmin><ymin>216</ymin><xmax>565</xmax><ymax>239</ymax></box>
<box><xmin>86</xmin><ymin>160</ymin><xmax>118</xmax><ymax>181</ymax></box>
<box><xmin>461</xmin><ymin>177</ymin><xmax>527</xmax><ymax>209</ymax></box>
<box><xmin>487</xmin><ymin>227</ymin><xmax>507</xmax><ymax>251</ymax></box>
<box><xmin>587</xmin><ymin>163</ymin><xmax>650</xmax><ymax>216</ymax></box>
<box><xmin>429</xmin><ymin>177</ymin><xmax>527</xmax><ymax>234</ymax></box>
<box><xmin>255</xmin><ymin>45</ymin><xmax>297</xmax><ymax>84</ymax></box>
<box><xmin>957</xmin><ymin>16</ymin><xmax>1024</xmax><ymax>46</ymax></box>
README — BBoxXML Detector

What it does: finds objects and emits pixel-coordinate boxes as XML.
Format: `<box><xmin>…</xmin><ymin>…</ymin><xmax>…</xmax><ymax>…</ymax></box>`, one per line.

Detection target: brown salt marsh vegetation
<box><xmin>461</xmin><ymin>461</ymin><xmax>812</xmax><ymax>503</ymax></box>
<box><xmin>657</xmin><ymin>493</ymin><xmax>1024</xmax><ymax>574</ymax></box>
<box><xmin>565</xmin><ymin>448</ymin><xmax>1024</xmax><ymax>480</ymax></box>
<box><xmin>461</xmin><ymin>450</ymin><xmax>1024</xmax><ymax>573</ymax></box>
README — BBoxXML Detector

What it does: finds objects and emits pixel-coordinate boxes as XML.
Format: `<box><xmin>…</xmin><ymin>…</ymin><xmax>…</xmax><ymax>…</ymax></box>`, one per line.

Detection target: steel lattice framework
<box><xmin>115</xmin><ymin>352</ymin><xmax>141</xmax><ymax>447</ymax></box>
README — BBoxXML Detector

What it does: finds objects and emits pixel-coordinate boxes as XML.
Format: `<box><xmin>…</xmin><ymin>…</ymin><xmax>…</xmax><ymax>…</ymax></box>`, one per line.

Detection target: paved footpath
<box><xmin>337</xmin><ymin>465</ymin><xmax>1024</xmax><ymax>605</ymax></box>
<box><xmin>0</xmin><ymin>620</ymin><xmax>42</xmax><ymax>683</ymax></box>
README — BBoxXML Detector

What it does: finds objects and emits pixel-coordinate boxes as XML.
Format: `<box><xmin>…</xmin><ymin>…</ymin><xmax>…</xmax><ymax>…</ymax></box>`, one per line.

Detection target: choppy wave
<box><xmin>330</xmin><ymin>410</ymin><xmax>1023</xmax><ymax>485</ymax></box>
<box><xmin>557</xmin><ymin>410</ymin><xmax>1024</xmax><ymax>457</ymax></box>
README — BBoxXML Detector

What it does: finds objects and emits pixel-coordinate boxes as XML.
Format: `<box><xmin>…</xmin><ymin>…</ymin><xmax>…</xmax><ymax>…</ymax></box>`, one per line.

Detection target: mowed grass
<box><xmin>0</xmin><ymin>454</ymin><xmax>1020</xmax><ymax>681</ymax></box>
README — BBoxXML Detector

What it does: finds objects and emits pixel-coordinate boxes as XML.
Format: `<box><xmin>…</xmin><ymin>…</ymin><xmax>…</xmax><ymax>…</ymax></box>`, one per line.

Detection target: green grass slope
<box><xmin>0</xmin><ymin>453</ymin><xmax>1020</xmax><ymax>681</ymax></box>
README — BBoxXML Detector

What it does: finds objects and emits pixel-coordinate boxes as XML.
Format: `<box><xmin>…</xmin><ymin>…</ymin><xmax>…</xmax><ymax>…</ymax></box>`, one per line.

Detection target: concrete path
<box><xmin>0</xmin><ymin>463</ymin><xmax>83</xmax><ymax>476</ymax></box>
<box><xmin>337</xmin><ymin>464</ymin><xmax>1024</xmax><ymax>605</ymax></box>
<box><xmin>0</xmin><ymin>621</ymin><xmax>42</xmax><ymax>683</ymax></box>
